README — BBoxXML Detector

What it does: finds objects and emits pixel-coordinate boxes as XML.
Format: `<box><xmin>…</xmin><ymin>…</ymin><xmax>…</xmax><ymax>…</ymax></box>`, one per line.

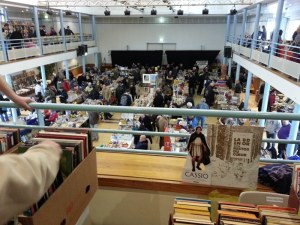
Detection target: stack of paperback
<box><xmin>259</xmin><ymin>205</ymin><xmax>300</xmax><ymax>225</ymax></box>
<box><xmin>217</xmin><ymin>202</ymin><xmax>260</xmax><ymax>225</ymax></box>
<box><xmin>19</xmin><ymin>129</ymin><xmax>92</xmax><ymax>216</ymax></box>
<box><xmin>0</xmin><ymin>128</ymin><xmax>20</xmax><ymax>154</ymax></box>
<box><xmin>169</xmin><ymin>197</ymin><xmax>214</xmax><ymax>225</ymax></box>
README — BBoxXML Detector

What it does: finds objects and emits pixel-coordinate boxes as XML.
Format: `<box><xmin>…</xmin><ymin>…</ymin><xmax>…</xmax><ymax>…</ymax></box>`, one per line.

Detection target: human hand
<box><xmin>39</xmin><ymin>140</ymin><xmax>62</xmax><ymax>155</ymax></box>
<box><xmin>12</xmin><ymin>96</ymin><xmax>34</xmax><ymax>111</ymax></box>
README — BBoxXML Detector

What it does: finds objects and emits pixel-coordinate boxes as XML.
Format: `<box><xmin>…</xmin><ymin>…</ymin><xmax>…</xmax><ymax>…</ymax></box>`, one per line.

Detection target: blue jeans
<box><xmin>0</xmin><ymin>112</ymin><xmax>9</xmax><ymax>122</ymax></box>
<box><xmin>199</xmin><ymin>116</ymin><xmax>206</xmax><ymax>128</ymax></box>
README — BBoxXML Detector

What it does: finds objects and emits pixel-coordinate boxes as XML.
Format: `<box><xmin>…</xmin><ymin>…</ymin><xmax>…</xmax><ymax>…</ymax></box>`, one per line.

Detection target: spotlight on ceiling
<box><xmin>66</xmin><ymin>10</ymin><xmax>72</xmax><ymax>16</ymax></box>
<box><xmin>104</xmin><ymin>7</ymin><xmax>110</xmax><ymax>16</ymax></box>
<box><xmin>202</xmin><ymin>4</ymin><xmax>209</xmax><ymax>15</ymax></box>
<box><xmin>46</xmin><ymin>2</ymin><xmax>53</xmax><ymax>16</ymax></box>
<box><xmin>151</xmin><ymin>7</ymin><xmax>157</xmax><ymax>15</ymax></box>
<box><xmin>230</xmin><ymin>5</ymin><xmax>237</xmax><ymax>15</ymax></box>
<box><xmin>177</xmin><ymin>9</ymin><xmax>183</xmax><ymax>15</ymax></box>
<box><xmin>46</xmin><ymin>9</ymin><xmax>53</xmax><ymax>15</ymax></box>
<box><xmin>124</xmin><ymin>7</ymin><xmax>130</xmax><ymax>16</ymax></box>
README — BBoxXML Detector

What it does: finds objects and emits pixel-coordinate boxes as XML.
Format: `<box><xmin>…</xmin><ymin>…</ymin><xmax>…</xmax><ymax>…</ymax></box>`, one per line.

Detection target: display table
<box><xmin>96</xmin><ymin>152</ymin><xmax>273</xmax><ymax>196</ymax></box>
<box><xmin>51</xmin><ymin>115</ymin><xmax>89</xmax><ymax>128</ymax></box>
<box><xmin>104</xmin><ymin>113</ymin><xmax>136</xmax><ymax>149</ymax></box>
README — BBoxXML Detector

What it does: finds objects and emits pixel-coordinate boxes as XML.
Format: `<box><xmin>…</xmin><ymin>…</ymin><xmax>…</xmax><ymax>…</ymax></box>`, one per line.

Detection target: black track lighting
<box><xmin>104</xmin><ymin>7</ymin><xmax>110</xmax><ymax>16</ymax></box>
<box><xmin>202</xmin><ymin>4</ymin><xmax>209</xmax><ymax>15</ymax></box>
<box><xmin>177</xmin><ymin>9</ymin><xmax>183</xmax><ymax>15</ymax></box>
<box><xmin>230</xmin><ymin>5</ymin><xmax>237</xmax><ymax>15</ymax></box>
<box><xmin>124</xmin><ymin>7</ymin><xmax>130</xmax><ymax>16</ymax></box>
<box><xmin>151</xmin><ymin>7</ymin><xmax>157</xmax><ymax>15</ymax></box>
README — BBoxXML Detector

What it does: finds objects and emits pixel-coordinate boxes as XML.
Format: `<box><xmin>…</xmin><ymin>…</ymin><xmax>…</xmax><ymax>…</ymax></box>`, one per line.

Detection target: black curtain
<box><xmin>111</xmin><ymin>50</ymin><xmax>163</xmax><ymax>67</ymax></box>
<box><xmin>165</xmin><ymin>50</ymin><xmax>220</xmax><ymax>69</ymax></box>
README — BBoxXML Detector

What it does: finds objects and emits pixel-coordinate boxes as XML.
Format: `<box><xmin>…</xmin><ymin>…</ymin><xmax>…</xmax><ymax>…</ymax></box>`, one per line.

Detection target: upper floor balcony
<box><xmin>226</xmin><ymin>35</ymin><xmax>300</xmax><ymax>81</ymax></box>
<box><xmin>0</xmin><ymin>34</ymin><xmax>96</xmax><ymax>63</ymax></box>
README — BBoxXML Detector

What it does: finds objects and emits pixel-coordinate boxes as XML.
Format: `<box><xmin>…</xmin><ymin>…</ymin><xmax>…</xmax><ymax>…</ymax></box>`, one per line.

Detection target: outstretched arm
<box><xmin>0</xmin><ymin>141</ymin><xmax>62</xmax><ymax>224</ymax></box>
<box><xmin>0</xmin><ymin>76</ymin><xmax>34</xmax><ymax>110</ymax></box>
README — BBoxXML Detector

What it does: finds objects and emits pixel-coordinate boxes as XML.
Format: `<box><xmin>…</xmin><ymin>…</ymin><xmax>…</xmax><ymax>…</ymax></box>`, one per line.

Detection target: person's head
<box><xmin>140</xmin><ymin>135</ymin><xmax>146</xmax><ymax>142</ymax></box>
<box><xmin>186</xmin><ymin>102</ymin><xmax>193</xmax><ymax>108</ymax></box>
<box><xmin>195</xmin><ymin>126</ymin><xmax>202</xmax><ymax>134</ymax></box>
<box><xmin>88</xmin><ymin>82</ymin><xmax>92</xmax><ymax>87</ymax></box>
<box><xmin>201</xmin><ymin>98</ymin><xmax>206</xmax><ymax>103</ymax></box>
<box><xmin>279</xmin><ymin>29</ymin><xmax>283</xmax><ymax>36</ymax></box>
<box><xmin>3</xmin><ymin>23</ymin><xmax>9</xmax><ymax>30</ymax></box>
<box><xmin>297</xmin><ymin>25</ymin><xmax>300</xmax><ymax>34</ymax></box>
<box><xmin>282</xmin><ymin>120</ymin><xmax>289</xmax><ymax>126</ymax></box>
<box><xmin>67</xmin><ymin>26</ymin><xmax>70</xmax><ymax>29</ymax></box>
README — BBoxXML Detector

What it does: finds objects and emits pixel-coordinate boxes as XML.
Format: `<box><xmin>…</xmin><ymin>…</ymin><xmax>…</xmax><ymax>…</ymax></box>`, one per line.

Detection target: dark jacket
<box><xmin>153</xmin><ymin>93</ymin><xmax>164</xmax><ymax>108</ymax></box>
<box><xmin>234</xmin><ymin>83</ymin><xmax>242</xmax><ymax>94</ymax></box>
<box><xmin>135</xmin><ymin>140</ymin><xmax>148</xmax><ymax>150</ymax></box>
<box><xmin>88</xmin><ymin>111</ymin><xmax>100</xmax><ymax>125</ymax></box>
<box><xmin>187</xmin><ymin>131</ymin><xmax>211</xmax><ymax>165</ymax></box>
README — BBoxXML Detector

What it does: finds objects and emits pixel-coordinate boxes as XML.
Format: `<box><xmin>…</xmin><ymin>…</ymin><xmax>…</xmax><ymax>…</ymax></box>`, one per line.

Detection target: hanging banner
<box><xmin>182</xmin><ymin>125</ymin><xmax>263</xmax><ymax>189</ymax></box>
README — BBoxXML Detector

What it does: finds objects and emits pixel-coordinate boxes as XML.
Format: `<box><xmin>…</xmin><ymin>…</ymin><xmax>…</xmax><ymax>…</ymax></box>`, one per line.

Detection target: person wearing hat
<box><xmin>186</xmin><ymin>126</ymin><xmax>211</xmax><ymax>171</ymax></box>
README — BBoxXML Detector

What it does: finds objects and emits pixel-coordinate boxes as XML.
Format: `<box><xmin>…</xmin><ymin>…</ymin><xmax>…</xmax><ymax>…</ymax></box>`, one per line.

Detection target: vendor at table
<box><xmin>135</xmin><ymin>135</ymin><xmax>149</xmax><ymax>150</ymax></box>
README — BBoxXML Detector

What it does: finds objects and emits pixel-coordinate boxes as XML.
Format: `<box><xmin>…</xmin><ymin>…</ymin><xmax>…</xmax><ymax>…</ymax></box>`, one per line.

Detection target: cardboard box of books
<box><xmin>18</xmin><ymin>130</ymin><xmax>97</xmax><ymax>225</ymax></box>
<box><xmin>182</xmin><ymin>125</ymin><xmax>263</xmax><ymax>189</ymax></box>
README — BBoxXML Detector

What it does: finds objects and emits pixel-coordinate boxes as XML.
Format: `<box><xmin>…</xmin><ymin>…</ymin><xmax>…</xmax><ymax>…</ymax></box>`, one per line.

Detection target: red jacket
<box><xmin>62</xmin><ymin>81</ymin><xmax>70</xmax><ymax>92</ymax></box>
<box><xmin>268</xmin><ymin>94</ymin><xmax>275</xmax><ymax>107</ymax></box>
<box><xmin>48</xmin><ymin>112</ymin><xmax>58</xmax><ymax>122</ymax></box>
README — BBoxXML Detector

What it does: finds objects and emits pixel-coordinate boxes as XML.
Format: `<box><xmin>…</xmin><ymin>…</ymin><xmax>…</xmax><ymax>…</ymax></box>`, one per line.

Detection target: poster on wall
<box><xmin>142</xmin><ymin>74</ymin><xmax>157</xmax><ymax>84</ymax></box>
<box><xmin>182</xmin><ymin>125</ymin><xmax>263</xmax><ymax>189</ymax></box>
<box><xmin>142</xmin><ymin>74</ymin><xmax>150</xmax><ymax>84</ymax></box>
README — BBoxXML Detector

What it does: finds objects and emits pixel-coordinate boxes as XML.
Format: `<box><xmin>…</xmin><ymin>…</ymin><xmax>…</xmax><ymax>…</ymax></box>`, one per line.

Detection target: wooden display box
<box><xmin>18</xmin><ymin>149</ymin><xmax>97</xmax><ymax>225</ymax></box>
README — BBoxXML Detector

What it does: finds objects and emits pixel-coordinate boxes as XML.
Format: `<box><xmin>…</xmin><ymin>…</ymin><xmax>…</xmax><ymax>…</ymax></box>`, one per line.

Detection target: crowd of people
<box><xmin>239</xmin><ymin>24</ymin><xmax>300</xmax><ymax>62</ymax></box>
<box><xmin>2</xmin><ymin>23</ymin><xmax>75</xmax><ymax>49</ymax></box>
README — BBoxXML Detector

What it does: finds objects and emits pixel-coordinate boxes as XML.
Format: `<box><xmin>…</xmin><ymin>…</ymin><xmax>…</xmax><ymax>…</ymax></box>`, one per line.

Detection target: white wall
<box><xmin>96</xmin><ymin>23</ymin><xmax>226</xmax><ymax>64</ymax></box>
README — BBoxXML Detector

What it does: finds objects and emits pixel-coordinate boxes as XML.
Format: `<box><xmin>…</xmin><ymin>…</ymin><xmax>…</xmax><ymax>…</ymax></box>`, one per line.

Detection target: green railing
<box><xmin>0</xmin><ymin>102</ymin><xmax>299</xmax><ymax>163</ymax></box>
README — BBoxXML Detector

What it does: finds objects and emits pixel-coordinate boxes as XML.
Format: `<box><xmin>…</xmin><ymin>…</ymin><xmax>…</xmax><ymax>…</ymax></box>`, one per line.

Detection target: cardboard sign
<box><xmin>182</xmin><ymin>125</ymin><xmax>264</xmax><ymax>189</ymax></box>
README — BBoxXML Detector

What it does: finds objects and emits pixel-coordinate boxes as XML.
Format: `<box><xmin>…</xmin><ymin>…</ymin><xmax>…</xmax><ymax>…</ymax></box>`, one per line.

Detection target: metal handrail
<box><xmin>0</xmin><ymin>101</ymin><xmax>299</xmax><ymax>161</ymax></box>
<box><xmin>0</xmin><ymin>123</ymin><xmax>299</xmax><ymax>144</ymax></box>
<box><xmin>0</xmin><ymin>102</ymin><xmax>299</xmax><ymax>120</ymax></box>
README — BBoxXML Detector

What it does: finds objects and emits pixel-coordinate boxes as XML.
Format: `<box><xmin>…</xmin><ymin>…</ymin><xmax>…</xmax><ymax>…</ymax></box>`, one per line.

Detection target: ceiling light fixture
<box><xmin>124</xmin><ymin>6</ymin><xmax>130</xmax><ymax>16</ymax></box>
<box><xmin>177</xmin><ymin>6</ymin><xmax>183</xmax><ymax>15</ymax></box>
<box><xmin>202</xmin><ymin>4</ymin><xmax>209</xmax><ymax>15</ymax></box>
<box><xmin>230</xmin><ymin>4</ymin><xmax>237</xmax><ymax>15</ymax></box>
<box><xmin>151</xmin><ymin>6</ymin><xmax>157</xmax><ymax>15</ymax></box>
<box><xmin>65</xmin><ymin>5</ymin><xmax>72</xmax><ymax>16</ymax></box>
<box><xmin>46</xmin><ymin>2</ymin><xmax>53</xmax><ymax>16</ymax></box>
<box><xmin>104</xmin><ymin>6</ymin><xmax>110</xmax><ymax>16</ymax></box>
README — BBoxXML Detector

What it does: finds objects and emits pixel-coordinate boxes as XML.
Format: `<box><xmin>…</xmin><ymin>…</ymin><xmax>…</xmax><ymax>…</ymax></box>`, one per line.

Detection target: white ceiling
<box><xmin>1</xmin><ymin>0</ymin><xmax>300</xmax><ymax>19</ymax></box>
<box><xmin>2</xmin><ymin>0</ymin><xmax>263</xmax><ymax>16</ymax></box>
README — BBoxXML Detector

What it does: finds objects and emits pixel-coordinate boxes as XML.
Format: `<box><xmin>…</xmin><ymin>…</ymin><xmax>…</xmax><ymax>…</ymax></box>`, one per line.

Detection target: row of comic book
<box><xmin>169</xmin><ymin>197</ymin><xmax>300</xmax><ymax>225</ymax></box>
<box><xmin>17</xmin><ymin>129</ymin><xmax>92</xmax><ymax>217</ymax></box>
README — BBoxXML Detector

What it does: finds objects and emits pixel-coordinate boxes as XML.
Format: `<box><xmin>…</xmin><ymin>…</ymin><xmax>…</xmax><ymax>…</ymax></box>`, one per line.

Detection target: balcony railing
<box><xmin>0</xmin><ymin>34</ymin><xmax>95</xmax><ymax>62</ymax></box>
<box><xmin>226</xmin><ymin>35</ymin><xmax>300</xmax><ymax>80</ymax></box>
<box><xmin>0</xmin><ymin>101</ymin><xmax>299</xmax><ymax>163</ymax></box>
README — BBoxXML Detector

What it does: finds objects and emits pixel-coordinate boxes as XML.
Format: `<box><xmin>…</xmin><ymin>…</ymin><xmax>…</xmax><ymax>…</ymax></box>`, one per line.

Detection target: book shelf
<box><xmin>18</xmin><ymin>149</ymin><xmax>97</xmax><ymax>225</ymax></box>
